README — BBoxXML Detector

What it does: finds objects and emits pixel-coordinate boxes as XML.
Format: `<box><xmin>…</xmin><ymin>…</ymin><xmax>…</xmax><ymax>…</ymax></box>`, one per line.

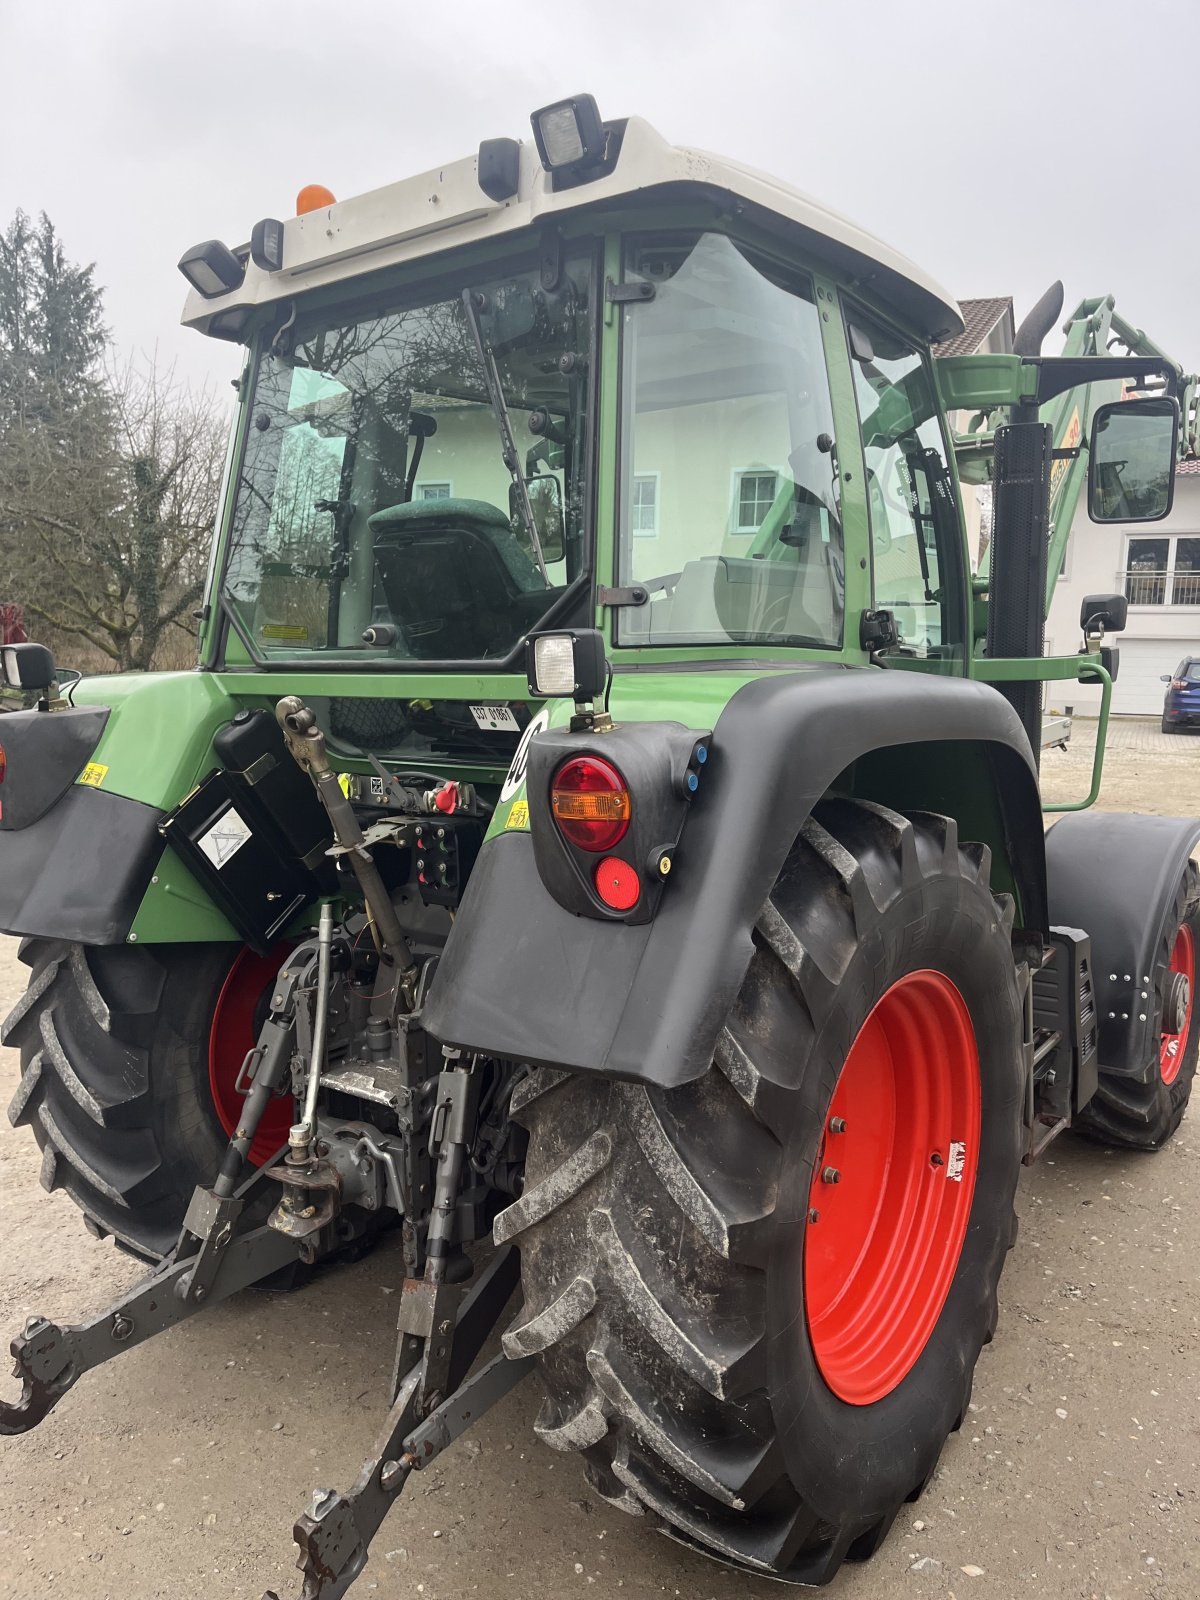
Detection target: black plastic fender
<box><xmin>1045</xmin><ymin>811</ymin><xmax>1200</xmax><ymax>1076</ymax></box>
<box><xmin>0</xmin><ymin>703</ymin><xmax>167</xmax><ymax>945</ymax></box>
<box><xmin>423</xmin><ymin>669</ymin><xmax>1046</xmax><ymax>1087</ymax></box>
<box><xmin>0</xmin><ymin>706</ymin><xmax>108</xmax><ymax>830</ymax></box>
<box><xmin>0</xmin><ymin>784</ymin><xmax>165</xmax><ymax>945</ymax></box>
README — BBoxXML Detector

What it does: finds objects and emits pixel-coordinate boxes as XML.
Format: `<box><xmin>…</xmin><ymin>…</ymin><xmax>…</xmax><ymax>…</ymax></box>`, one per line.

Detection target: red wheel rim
<box><xmin>208</xmin><ymin>945</ymin><xmax>295</xmax><ymax>1166</ymax></box>
<box><xmin>804</xmin><ymin>970</ymin><xmax>981</xmax><ymax>1406</ymax></box>
<box><xmin>1161</xmin><ymin>924</ymin><xmax>1195</xmax><ymax>1086</ymax></box>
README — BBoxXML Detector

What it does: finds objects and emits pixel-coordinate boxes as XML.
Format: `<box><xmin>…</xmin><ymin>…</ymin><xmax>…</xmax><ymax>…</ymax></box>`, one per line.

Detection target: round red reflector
<box><xmin>594</xmin><ymin>856</ymin><xmax>640</xmax><ymax>911</ymax></box>
<box><xmin>550</xmin><ymin>756</ymin><xmax>631</xmax><ymax>852</ymax></box>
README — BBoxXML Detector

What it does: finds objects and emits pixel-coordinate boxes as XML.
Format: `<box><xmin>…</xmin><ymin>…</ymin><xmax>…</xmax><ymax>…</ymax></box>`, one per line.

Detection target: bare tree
<box><xmin>5</xmin><ymin>359</ymin><xmax>229</xmax><ymax>670</ymax></box>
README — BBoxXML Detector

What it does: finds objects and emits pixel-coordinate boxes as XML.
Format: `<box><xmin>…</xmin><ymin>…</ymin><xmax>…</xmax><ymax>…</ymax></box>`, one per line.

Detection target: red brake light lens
<box><xmin>550</xmin><ymin>755</ymin><xmax>631</xmax><ymax>852</ymax></box>
<box><xmin>0</xmin><ymin>741</ymin><xmax>6</xmax><ymax>784</ymax></box>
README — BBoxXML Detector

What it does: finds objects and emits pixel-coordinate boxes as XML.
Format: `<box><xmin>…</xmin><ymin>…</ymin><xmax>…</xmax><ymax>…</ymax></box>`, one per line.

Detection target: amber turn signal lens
<box><xmin>550</xmin><ymin>755</ymin><xmax>631</xmax><ymax>852</ymax></box>
<box><xmin>296</xmin><ymin>184</ymin><xmax>336</xmax><ymax>215</ymax></box>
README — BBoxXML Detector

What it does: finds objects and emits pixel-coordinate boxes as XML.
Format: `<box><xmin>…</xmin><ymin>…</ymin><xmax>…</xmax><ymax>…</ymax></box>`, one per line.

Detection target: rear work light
<box><xmin>550</xmin><ymin>755</ymin><xmax>631</xmax><ymax>852</ymax></box>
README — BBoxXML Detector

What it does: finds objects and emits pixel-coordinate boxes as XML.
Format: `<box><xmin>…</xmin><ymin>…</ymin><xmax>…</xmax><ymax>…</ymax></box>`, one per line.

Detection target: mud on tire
<box><xmin>497</xmin><ymin>800</ymin><xmax>1026</xmax><ymax>1582</ymax></box>
<box><xmin>3</xmin><ymin>941</ymin><xmax>239</xmax><ymax>1260</ymax></box>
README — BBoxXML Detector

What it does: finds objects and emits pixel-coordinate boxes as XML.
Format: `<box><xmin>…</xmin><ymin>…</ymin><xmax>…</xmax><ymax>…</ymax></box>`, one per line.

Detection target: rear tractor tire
<box><xmin>499</xmin><ymin>800</ymin><xmax>1025</xmax><ymax>1582</ymax></box>
<box><xmin>3</xmin><ymin>940</ymin><xmax>292</xmax><ymax>1260</ymax></box>
<box><xmin>1076</xmin><ymin>860</ymin><xmax>1199</xmax><ymax>1151</ymax></box>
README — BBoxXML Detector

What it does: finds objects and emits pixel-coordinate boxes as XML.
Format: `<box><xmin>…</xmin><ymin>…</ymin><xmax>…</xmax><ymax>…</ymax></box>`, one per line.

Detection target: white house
<box><xmin>1046</xmin><ymin>459</ymin><xmax>1200</xmax><ymax>716</ymax></box>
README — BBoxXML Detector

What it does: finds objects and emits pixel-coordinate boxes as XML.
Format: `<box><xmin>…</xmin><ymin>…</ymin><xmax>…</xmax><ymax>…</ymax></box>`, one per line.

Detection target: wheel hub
<box><xmin>803</xmin><ymin>969</ymin><xmax>981</xmax><ymax>1407</ymax></box>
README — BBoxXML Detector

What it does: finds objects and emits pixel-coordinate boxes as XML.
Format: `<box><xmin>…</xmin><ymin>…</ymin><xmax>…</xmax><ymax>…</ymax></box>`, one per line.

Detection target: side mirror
<box><xmin>511</xmin><ymin>475</ymin><xmax>565</xmax><ymax>565</ymax></box>
<box><xmin>1080</xmin><ymin>593</ymin><xmax>1128</xmax><ymax>634</ymax></box>
<box><xmin>1088</xmin><ymin>396</ymin><xmax>1179</xmax><ymax>523</ymax></box>
<box><xmin>1</xmin><ymin>641</ymin><xmax>56</xmax><ymax>691</ymax></box>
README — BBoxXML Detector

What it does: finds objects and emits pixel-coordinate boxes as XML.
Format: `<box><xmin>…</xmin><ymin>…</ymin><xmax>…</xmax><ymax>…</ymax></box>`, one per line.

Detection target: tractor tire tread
<box><xmin>499</xmin><ymin>801</ymin><xmax>1021</xmax><ymax>1583</ymax></box>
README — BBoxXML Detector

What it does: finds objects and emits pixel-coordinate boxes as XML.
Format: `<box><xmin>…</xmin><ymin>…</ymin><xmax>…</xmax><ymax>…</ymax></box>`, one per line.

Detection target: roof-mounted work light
<box><xmin>177</xmin><ymin>240</ymin><xmax>245</xmax><ymax>299</ymax></box>
<box><xmin>530</xmin><ymin>94</ymin><xmax>605</xmax><ymax>173</ymax></box>
<box><xmin>250</xmin><ymin>218</ymin><xmax>284</xmax><ymax>272</ymax></box>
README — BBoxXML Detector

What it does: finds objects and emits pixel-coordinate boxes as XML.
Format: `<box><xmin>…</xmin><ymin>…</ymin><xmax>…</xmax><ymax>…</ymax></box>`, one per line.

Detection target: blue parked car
<box><xmin>1161</xmin><ymin>656</ymin><xmax>1200</xmax><ymax>732</ymax></box>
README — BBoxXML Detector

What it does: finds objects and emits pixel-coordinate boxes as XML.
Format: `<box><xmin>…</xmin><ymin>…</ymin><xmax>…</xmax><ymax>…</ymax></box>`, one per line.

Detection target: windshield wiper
<box><xmin>460</xmin><ymin>287</ymin><xmax>549</xmax><ymax>583</ymax></box>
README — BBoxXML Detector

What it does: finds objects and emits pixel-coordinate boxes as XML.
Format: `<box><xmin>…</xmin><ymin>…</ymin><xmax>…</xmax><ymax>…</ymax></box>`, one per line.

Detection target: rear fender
<box><xmin>1045</xmin><ymin>812</ymin><xmax>1200</xmax><ymax>1076</ymax></box>
<box><xmin>422</xmin><ymin>669</ymin><xmax>1046</xmax><ymax>1087</ymax></box>
<box><xmin>0</xmin><ymin>673</ymin><xmax>242</xmax><ymax>945</ymax></box>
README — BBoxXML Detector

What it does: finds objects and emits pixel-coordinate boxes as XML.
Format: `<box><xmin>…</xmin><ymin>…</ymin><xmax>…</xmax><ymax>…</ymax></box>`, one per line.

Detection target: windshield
<box><xmin>616</xmin><ymin>232</ymin><xmax>843</xmax><ymax>649</ymax></box>
<box><xmin>221</xmin><ymin>253</ymin><xmax>594</xmax><ymax>662</ymax></box>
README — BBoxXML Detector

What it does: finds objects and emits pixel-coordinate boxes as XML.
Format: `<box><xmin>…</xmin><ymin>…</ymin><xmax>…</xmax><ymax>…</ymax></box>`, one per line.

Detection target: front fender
<box><xmin>423</xmin><ymin>668</ymin><xmax>1046</xmax><ymax>1086</ymax></box>
<box><xmin>1046</xmin><ymin>811</ymin><xmax>1200</xmax><ymax>1075</ymax></box>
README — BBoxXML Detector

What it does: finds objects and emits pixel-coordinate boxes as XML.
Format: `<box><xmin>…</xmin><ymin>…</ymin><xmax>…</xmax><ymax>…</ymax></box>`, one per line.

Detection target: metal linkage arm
<box><xmin>264</xmin><ymin>1244</ymin><xmax>529</xmax><ymax>1600</ymax></box>
<box><xmin>0</xmin><ymin>1222</ymin><xmax>298</xmax><ymax>1436</ymax></box>
<box><xmin>2</xmin><ymin>954</ymin><xmax>313</xmax><ymax>1435</ymax></box>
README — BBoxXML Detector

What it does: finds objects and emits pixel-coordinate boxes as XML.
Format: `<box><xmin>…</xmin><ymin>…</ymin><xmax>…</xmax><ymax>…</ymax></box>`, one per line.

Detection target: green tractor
<box><xmin>2</xmin><ymin>96</ymin><xmax>1197</xmax><ymax>1596</ymax></box>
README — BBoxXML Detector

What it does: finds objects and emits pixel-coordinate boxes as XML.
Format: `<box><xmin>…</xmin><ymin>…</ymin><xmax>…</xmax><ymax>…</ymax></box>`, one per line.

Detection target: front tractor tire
<box><xmin>3</xmin><ymin>940</ymin><xmax>289</xmax><ymax>1260</ymax></box>
<box><xmin>499</xmin><ymin>801</ymin><xmax>1025</xmax><ymax>1582</ymax></box>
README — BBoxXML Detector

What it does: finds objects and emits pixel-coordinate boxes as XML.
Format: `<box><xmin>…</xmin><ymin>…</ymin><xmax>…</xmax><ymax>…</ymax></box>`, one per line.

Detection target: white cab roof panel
<box><xmin>181</xmin><ymin>116</ymin><xmax>963</xmax><ymax>342</ymax></box>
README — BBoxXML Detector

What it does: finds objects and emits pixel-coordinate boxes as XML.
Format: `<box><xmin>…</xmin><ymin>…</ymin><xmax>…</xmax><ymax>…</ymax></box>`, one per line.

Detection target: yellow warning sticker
<box><xmin>505</xmin><ymin>800</ymin><xmax>530</xmax><ymax>831</ymax></box>
<box><xmin>78</xmin><ymin>762</ymin><xmax>108</xmax><ymax>788</ymax></box>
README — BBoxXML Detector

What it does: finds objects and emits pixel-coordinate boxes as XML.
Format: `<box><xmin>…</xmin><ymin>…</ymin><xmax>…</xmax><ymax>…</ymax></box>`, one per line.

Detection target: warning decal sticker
<box><xmin>197</xmin><ymin>806</ymin><xmax>252</xmax><ymax>870</ymax></box>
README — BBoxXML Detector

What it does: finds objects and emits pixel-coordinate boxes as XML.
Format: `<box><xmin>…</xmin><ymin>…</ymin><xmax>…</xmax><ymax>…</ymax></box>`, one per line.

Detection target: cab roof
<box><xmin>181</xmin><ymin>114</ymin><xmax>964</xmax><ymax>344</ymax></box>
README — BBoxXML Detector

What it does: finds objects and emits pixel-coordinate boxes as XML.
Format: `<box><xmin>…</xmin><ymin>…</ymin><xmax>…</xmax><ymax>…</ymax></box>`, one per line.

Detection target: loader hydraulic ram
<box><xmin>2</xmin><ymin>93</ymin><xmax>1198</xmax><ymax>1595</ymax></box>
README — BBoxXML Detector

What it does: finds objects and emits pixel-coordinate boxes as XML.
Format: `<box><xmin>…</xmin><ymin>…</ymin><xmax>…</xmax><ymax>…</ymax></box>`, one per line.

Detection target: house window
<box><xmin>734</xmin><ymin>471</ymin><xmax>779</xmax><ymax>533</ymax></box>
<box><xmin>631</xmin><ymin>473</ymin><xmax>659</xmax><ymax>536</ymax></box>
<box><xmin>418</xmin><ymin>482</ymin><xmax>451</xmax><ymax>500</ymax></box>
<box><xmin>1125</xmin><ymin>534</ymin><xmax>1200</xmax><ymax>606</ymax></box>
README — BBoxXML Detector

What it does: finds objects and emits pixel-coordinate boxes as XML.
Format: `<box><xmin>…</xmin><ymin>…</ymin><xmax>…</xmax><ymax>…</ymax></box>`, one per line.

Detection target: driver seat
<box><xmin>369</xmin><ymin>499</ymin><xmax>542</xmax><ymax>658</ymax></box>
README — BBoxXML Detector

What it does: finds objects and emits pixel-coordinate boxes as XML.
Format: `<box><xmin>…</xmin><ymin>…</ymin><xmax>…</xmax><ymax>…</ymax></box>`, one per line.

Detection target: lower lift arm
<box><xmin>1</xmin><ymin>941</ymin><xmax>531</xmax><ymax>1599</ymax></box>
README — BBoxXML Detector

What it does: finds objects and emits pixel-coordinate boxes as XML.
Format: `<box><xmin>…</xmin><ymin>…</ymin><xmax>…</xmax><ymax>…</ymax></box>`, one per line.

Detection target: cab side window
<box><xmin>847</xmin><ymin>311</ymin><xmax>964</xmax><ymax>661</ymax></box>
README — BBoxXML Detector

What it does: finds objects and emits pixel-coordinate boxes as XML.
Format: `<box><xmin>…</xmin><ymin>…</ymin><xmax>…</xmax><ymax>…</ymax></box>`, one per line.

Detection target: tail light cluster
<box><xmin>550</xmin><ymin>756</ymin><xmax>631</xmax><ymax>851</ymax></box>
<box><xmin>526</xmin><ymin>723</ymin><xmax>711</xmax><ymax>924</ymax></box>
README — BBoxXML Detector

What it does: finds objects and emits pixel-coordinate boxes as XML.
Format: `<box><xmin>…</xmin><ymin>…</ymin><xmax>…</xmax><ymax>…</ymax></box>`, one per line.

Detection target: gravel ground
<box><xmin>0</xmin><ymin>717</ymin><xmax>1197</xmax><ymax>1600</ymax></box>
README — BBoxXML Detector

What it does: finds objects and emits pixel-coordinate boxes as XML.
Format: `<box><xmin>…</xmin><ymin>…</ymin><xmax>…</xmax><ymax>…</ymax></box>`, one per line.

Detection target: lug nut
<box><xmin>808</xmin><ymin>1208</ymin><xmax>820</xmax><ymax>1223</ymax></box>
<box><xmin>820</xmin><ymin>1166</ymin><xmax>841</xmax><ymax>1184</ymax></box>
<box><xmin>828</xmin><ymin>1117</ymin><xmax>847</xmax><ymax>1134</ymax></box>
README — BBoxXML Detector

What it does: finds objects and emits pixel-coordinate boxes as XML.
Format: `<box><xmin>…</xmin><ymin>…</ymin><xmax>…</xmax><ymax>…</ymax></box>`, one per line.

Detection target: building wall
<box><xmin>1045</xmin><ymin>473</ymin><xmax>1200</xmax><ymax>713</ymax></box>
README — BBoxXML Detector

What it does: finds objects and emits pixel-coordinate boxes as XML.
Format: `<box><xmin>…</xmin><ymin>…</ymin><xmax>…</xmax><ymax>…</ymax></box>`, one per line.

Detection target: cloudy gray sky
<box><xmin>3</xmin><ymin>0</ymin><xmax>1196</xmax><ymax>401</ymax></box>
